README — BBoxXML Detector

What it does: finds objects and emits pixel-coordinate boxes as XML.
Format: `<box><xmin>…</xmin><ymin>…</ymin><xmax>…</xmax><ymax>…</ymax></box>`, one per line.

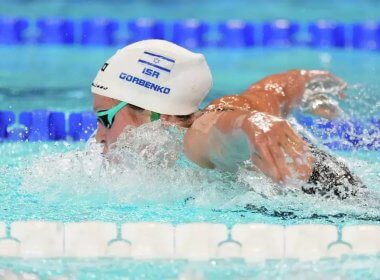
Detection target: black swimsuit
<box><xmin>303</xmin><ymin>144</ymin><xmax>366</xmax><ymax>199</ymax></box>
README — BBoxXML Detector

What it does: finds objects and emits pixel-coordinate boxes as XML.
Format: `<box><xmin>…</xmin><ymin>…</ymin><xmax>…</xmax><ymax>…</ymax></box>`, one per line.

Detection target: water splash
<box><xmin>17</xmin><ymin>120</ymin><xmax>380</xmax><ymax>223</ymax></box>
<box><xmin>20</xmin><ymin>122</ymin><xmax>233</xmax><ymax>205</ymax></box>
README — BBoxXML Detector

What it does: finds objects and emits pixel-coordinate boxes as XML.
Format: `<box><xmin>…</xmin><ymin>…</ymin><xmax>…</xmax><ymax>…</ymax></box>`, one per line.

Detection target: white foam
<box><xmin>17</xmin><ymin>120</ymin><xmax>380</xmax><ymax>219</ymax></box>
<box><xmin>20</xmin><ymin>122</ymin><xmax>245</xmax><ymax>205</ymax></box>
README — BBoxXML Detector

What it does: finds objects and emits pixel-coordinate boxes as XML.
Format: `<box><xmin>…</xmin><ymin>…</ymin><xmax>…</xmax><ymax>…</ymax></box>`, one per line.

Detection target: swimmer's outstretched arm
<box><xmin>241</xmin><ymin>70</ymin><xmax>347</xmax><ymax>119</ymax></box>
<box><xmin>184</xmin><ymin>110</ymin><xmax>314</xmax><ymax>183</ymax></box>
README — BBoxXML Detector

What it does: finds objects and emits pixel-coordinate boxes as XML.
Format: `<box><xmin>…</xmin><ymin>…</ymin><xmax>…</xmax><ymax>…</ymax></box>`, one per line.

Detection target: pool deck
<box><xmin>0</xmin><ymin>221</ymin><xmax>379</xmax><ymax>261</ymax></box>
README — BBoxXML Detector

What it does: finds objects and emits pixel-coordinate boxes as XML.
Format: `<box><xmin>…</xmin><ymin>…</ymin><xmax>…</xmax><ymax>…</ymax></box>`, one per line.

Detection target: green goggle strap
<box><xmin>97</xmin><ymin>101</ymin><xmax>161</xmax><ymax>123</ymax></box>
<box><xmin>150</xmin><ymin>111</ymin><xmax>161</xmax><ymax>122</ymax></box>
<box><xmin>96</xmin><ymin>101</ymin><xmax>128</xmax><ymax>124</ymax></box>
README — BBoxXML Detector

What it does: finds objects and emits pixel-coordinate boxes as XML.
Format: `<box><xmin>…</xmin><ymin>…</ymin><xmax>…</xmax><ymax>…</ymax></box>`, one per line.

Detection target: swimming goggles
<box><xmin>96</xmin><ymin>101</ymin><xmax>161</xmax><ymax>129</ymax></box>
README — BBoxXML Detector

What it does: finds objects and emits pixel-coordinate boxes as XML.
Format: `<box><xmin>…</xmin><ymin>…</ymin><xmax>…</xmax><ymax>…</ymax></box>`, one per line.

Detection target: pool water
<box><xmin>2</xmin><ymin>0</ymin><xmax>380</xmax><ymax>22</ymax></box>
<box><xmin>1</xmin><ymin>134</ymin><xmax>379</xmax><ymax>225</ymax></box>
<box><xmin>1</xmin><ymin>46</ymin><xmax>380</xmax><ymax>277</ymax></box>
<box><xmin>2</xmin><ymin>47</ymin><xmax>380</xmax><ymax>115</ymax></box>
<box><xmin>1</xmin><ymin>257</ymin><xmax>380</xmax><ymax>279</ymax></box>
<box><xmin>1</xmin><ymin>47</ymin><xmax>380</xmax><ymax>279</ymax></box>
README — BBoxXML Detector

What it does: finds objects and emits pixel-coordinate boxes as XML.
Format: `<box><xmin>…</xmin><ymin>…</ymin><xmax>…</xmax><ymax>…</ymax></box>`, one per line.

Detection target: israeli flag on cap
<box><xmin>138</xmin><ymin>51</ymin><xmax>175</xmax><ymax>73</ymax></box>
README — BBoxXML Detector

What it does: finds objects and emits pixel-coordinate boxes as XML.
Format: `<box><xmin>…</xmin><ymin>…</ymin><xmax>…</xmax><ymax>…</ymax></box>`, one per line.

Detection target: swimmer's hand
<box><xmin>301</xmin><ymin>70</ymin><xmax>347</xmax><ymax>119</ymax></box>
<box><xmin>243</xmin><ymin>112</ymin><xmax>314</xmax><ymax>183</ymax></box>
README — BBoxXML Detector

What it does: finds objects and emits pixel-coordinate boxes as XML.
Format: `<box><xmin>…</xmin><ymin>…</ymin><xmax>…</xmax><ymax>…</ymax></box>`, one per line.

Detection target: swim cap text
<box><xmin>119</xmin><ymin>72</ymin><xmax>170</xmax><ymax>94</ymax></box>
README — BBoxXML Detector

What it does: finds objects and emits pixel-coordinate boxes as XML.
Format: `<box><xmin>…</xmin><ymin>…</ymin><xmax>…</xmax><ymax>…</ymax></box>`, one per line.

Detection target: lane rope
<box><xmin>0</xmin><ymin>110</ymin><xmax>379</xmax><ymax>150</ymax></box>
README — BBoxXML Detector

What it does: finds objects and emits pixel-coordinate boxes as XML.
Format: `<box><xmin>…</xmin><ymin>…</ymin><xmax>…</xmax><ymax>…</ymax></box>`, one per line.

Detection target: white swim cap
<box><xmin>91</xmin><ymin>39</ymin><xmax>213</xmax><ymax>115</ymax></box>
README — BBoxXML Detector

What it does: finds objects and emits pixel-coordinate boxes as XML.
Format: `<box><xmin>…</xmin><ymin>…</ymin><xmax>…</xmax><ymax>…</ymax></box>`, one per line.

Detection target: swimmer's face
<box><xmin>93</xmin><ymin>94</ymin><xmax>151</xmax><ymax>153</ymax></box>
<box><xmin>93</xmin><ymin>93</ymin><xmax>197</xmax><ymax>153</ymax></box>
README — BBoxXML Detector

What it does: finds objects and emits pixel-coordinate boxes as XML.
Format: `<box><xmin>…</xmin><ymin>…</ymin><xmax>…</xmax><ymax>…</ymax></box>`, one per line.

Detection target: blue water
<box><xmin>1</xmin><ymin>47</ymin><xmax>380</xmax><ymax>279</ymax></box>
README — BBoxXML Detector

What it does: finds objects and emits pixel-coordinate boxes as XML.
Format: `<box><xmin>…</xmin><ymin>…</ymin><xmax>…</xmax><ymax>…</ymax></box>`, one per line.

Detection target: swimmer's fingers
<box><xmin>268</xmin><ymin>142</ymin><xmax>291</xmax><ymax>181</ymax></box>
<box><xmin>251</xmin><ymin>153</ymin><xmax>280</xmax><ymax>183</ymax></box>
<box><xmin>282</xmin><ymin>123</ymin><xmax>309</xmax><ymax>152</ymax></box>
<box><xmin>308</xmin><ymin>71</ymin><xmax>347</xmax><ymax>97</ymax></box>
<box><xmin>326</xmin><ymin>73</ymin><xmax>348</xmax><ymax>98</ymax></box>
<box><xmin>329</xmin><ymin>73</ymin><xmax>347</xmax><ymax>88</ymax></box>
<box><xmin>281</xmin><ymin>140</ymin><xmax>313</xmax><ymax>167</ymax></box>
<box><xmin>280</xmin><ymin>138</ymin><xmax>304</xmax><ymax>159</ymax></box>
<box><xmin>319</xmin><ymin>72</ymin><xmax>347</xmax><ymax>89</ymax></box>
<box><xmin>282</xmin><ymin>132</ymin><xmax>309</xmax><ymax>156</ymax></box>
<box><xmin>252</xmin><ymin>142</ymin><xmax>285</xmax><ymax>182</ymax></box>
<box><xmin>324</xmin><ymin>71</ymin><xmax>346</xmax><ymax>82</ymax></box>
<box><xmin>279</xmin><ymin>124</ymin><xmax>312</xmax><ymax>165</ymax></box>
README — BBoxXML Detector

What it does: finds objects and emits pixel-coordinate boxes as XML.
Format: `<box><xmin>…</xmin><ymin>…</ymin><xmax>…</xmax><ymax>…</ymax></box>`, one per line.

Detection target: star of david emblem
<box><xmin>153</xmin><ymin>58</ymin><xmax>160</xmax><ymax>64</ymax></box>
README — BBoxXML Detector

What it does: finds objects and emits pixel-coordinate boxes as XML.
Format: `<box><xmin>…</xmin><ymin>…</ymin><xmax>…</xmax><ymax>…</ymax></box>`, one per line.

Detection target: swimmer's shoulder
<box><xmin>204</xmin><ymin>95</ymin><xmax>254</xmax><ymax>112</ymax></box>
<box><xmin>204</xmin><ymin>93</ymin><xmax>281</xmax><ymax>116</ymax></box>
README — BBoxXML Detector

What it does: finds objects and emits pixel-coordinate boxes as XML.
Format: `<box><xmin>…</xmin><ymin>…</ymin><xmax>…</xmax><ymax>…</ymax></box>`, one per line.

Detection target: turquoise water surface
<box><xmin>1</xmin><ymin>46</ymin><xmax>380</xmax><ymax>279</ymax></box>
<box><xmin>2</xmin><ymin>0</ymin><xmax>380</xmax><ymax>21</ymax></box>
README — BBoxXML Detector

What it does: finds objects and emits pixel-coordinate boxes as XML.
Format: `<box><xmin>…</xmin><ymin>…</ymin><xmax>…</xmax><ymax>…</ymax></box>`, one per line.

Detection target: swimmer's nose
<box><xmin>95</xmin><ymin>125</ymin><xmax>106</xmax><ymax>143</ymax></box>
<box><xmin>95</xmin><ymin>125</ymin><xmax>109</xmax><ymax>154</ymax></box>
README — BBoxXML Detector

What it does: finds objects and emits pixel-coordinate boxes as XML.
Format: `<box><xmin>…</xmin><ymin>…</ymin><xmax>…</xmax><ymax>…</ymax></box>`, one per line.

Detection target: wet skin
<box><xmin>94</xmin><ymin>95</ymin><xmax>150</xmax><ymax>153</ymax></box>
<box><xmin>93</xmin><ymin>70</ymin><xmax>345</xmax><ymax>185</ymax></box>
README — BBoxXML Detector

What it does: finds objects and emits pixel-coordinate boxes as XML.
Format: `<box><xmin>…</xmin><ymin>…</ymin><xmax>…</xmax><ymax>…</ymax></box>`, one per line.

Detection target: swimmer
<box><xmin>92</xmin><ymin>39</ymin><xmax>365</xmax><ymax>199</ymax></box>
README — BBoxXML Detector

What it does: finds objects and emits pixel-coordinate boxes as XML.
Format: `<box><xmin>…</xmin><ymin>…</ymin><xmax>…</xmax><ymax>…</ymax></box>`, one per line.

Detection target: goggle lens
<box><xmin>97</xmin><ymin>113</ymin><xmax>114</xmax><ymax>129</ymax></box>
